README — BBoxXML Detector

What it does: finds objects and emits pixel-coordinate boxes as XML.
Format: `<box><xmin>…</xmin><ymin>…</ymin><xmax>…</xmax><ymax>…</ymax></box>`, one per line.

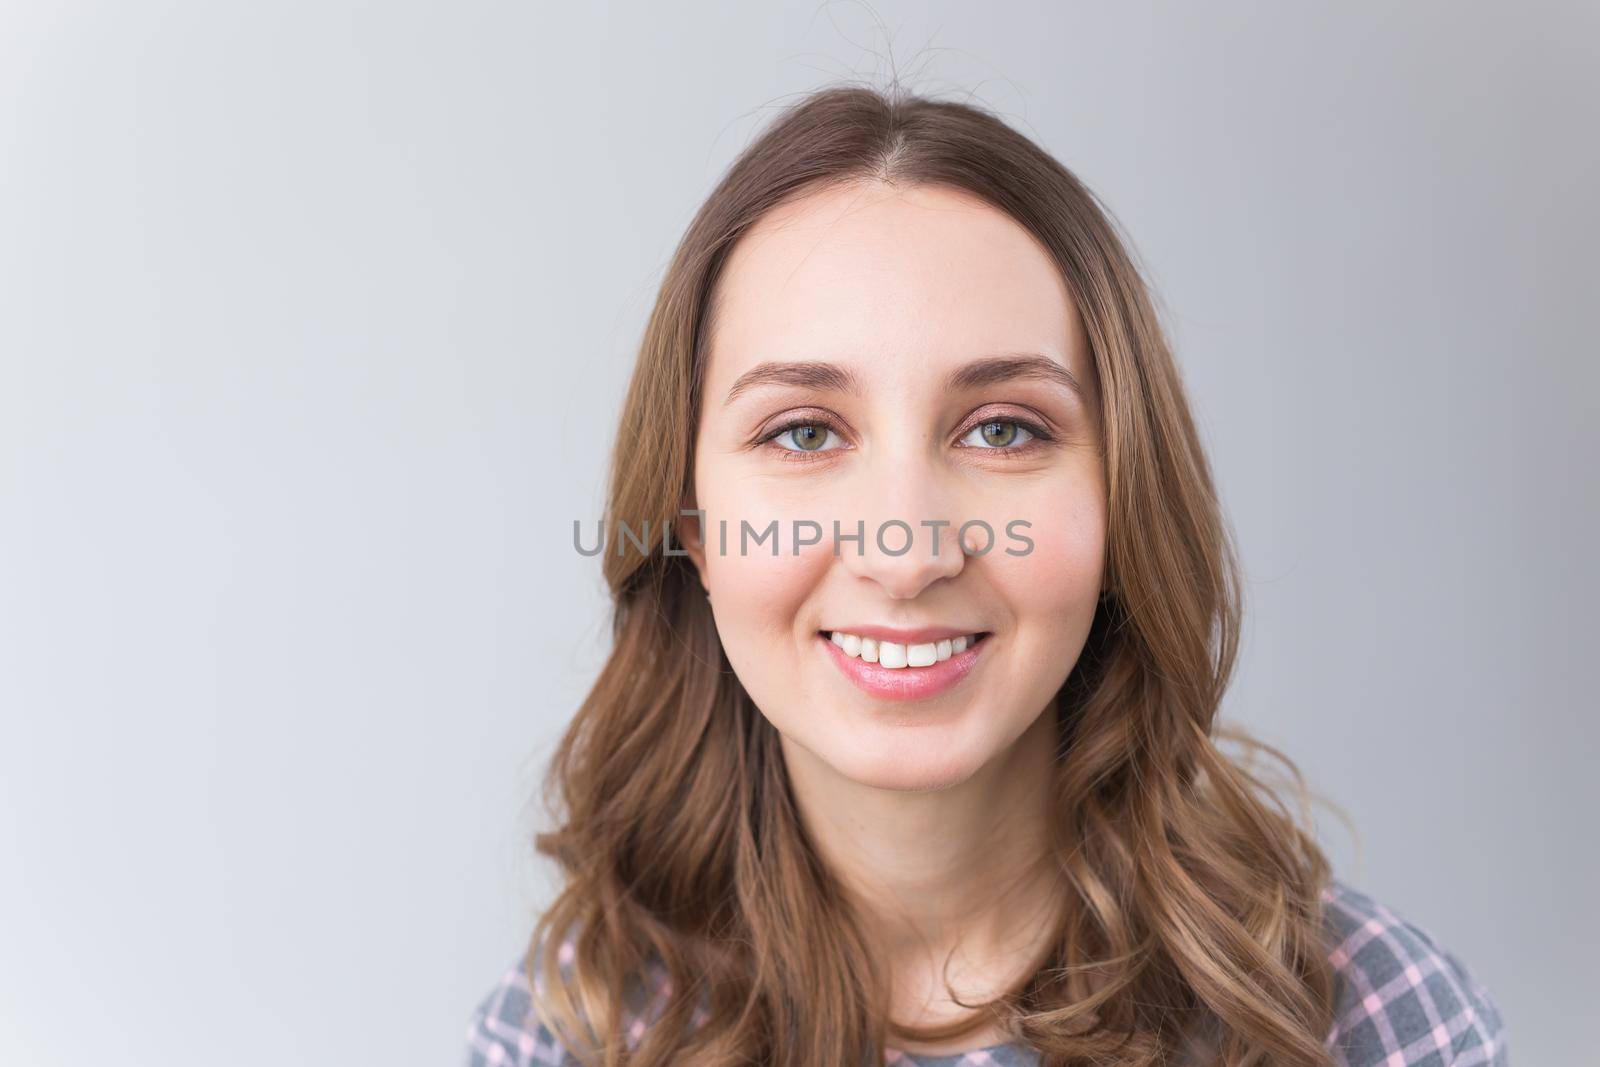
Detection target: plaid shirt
<box><xmin>465</xmin><ymin>878</ymin><xmax>1507</xmax><ymax>1066</ymax></box>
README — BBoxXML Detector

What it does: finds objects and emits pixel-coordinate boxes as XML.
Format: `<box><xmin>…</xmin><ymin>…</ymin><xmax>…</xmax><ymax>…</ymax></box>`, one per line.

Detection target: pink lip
<box><xmin>818</xmin><ymin>631</ymin><xmax>989</xmax><ymax>702</ymax></box>
<box><xmin>824</xmin><ymin>623</ymin><xmax>983</xmax><ymax>644</ymax></box>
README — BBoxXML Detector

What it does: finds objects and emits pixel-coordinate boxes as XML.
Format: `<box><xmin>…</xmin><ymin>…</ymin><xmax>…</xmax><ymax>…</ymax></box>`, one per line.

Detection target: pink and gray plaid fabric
<box><xmin>465</xmin><ymin>878</ymin><xmax>1507</xmax><ymax>1066</ymax></box>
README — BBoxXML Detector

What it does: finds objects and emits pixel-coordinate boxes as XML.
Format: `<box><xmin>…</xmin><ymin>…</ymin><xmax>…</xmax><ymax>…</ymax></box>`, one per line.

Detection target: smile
<box><xmin>817</xmin><ymin>628</ymin><xmax>991</xmax><ymax>702</ymax></box>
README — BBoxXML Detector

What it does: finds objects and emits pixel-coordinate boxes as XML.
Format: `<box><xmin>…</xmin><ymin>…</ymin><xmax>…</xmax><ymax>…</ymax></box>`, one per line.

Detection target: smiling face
<box><xmin>680</xmin><ymin>181</ymin><xmax>1107</xmax><ymax>793</ymax></box>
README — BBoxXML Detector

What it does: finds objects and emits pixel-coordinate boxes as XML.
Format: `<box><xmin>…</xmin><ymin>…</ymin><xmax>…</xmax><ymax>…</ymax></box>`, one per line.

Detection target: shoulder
<box><xmin>463</xmin><ymin>952</ymin><xmax>577</xmax><ymax>1067</ymax></box>
<box><xmin>1319</xmin><ymin>878</ymin><xmax>1509</xmax><ymax>1066</ymax></box>
<box><xmin>464</xmin><ymin>926</ymin><xmax>683</xmax><ymax>1067</ymax></box>
<box><xmin>472</xmin><ymin>884</ymin><xmax>1510</xmax><ymax>1066</ymax></box>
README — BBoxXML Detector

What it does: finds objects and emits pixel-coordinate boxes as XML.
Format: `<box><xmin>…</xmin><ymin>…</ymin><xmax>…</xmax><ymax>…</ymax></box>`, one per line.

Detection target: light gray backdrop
<box><xmin>1</xmin><ymin>2</ymin><xmax>1593</xmax><ymax>1064</ymax></box>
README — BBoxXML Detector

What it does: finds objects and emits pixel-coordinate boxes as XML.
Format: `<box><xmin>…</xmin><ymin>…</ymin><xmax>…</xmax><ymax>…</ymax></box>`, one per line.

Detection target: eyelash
<box><xmin>757</xmin><ymin>410</ymin><xmax>1055</xmax><ymax>462</ymax></box>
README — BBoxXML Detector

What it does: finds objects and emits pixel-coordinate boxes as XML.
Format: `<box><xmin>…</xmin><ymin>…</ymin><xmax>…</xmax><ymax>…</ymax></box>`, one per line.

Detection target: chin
<box><xmin>827</xmin><ymin>741</ymin><xmax>985</xmax><ymax>793</ymax></box>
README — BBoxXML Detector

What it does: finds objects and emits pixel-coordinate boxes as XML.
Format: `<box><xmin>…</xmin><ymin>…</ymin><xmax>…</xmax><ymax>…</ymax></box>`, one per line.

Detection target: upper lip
<box><xmin>821</xmin><ymin>624</ymin><xmax>987</xmax><ymax>644</ymax></box>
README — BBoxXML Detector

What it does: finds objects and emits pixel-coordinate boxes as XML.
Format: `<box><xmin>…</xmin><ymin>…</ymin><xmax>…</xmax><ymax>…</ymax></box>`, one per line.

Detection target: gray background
<box><xmin>1</xmin><ymin>2</ymin><xmax>1593</xmax><ymax>1064</ymax></box>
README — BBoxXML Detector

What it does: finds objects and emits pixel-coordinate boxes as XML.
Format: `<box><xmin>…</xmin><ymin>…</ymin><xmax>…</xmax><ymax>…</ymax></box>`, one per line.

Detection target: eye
<box><xmin>958</xmin><ymin>418</ymin><xmax>1038</xmax><ymax>450</ymax></box>
<box><xmin>766</xmin><ymin>421</ymin><xmax>845</xmax><ymax>454</ymax></box>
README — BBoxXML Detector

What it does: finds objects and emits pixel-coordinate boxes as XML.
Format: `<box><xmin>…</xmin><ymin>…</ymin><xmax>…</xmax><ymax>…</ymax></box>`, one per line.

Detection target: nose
<box><xmin>834</xmin><ymin>467</ymin><xmax>967</xmax><ymax>601</ymax></box>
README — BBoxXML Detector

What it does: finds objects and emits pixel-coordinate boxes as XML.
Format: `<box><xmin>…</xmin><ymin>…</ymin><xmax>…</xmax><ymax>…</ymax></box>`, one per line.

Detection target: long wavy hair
<box><xmin>525</xmin><ymin>82</ymin><xmax>1345</xmax><ymax>1067</ymax></box>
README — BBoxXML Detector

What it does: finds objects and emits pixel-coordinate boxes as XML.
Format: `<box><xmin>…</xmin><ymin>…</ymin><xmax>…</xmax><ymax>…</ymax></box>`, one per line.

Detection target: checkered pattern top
<box><xmin>464</xmin><ymin>878</ymin><xmax>1507</xmax><ymax>1066</ymax></box>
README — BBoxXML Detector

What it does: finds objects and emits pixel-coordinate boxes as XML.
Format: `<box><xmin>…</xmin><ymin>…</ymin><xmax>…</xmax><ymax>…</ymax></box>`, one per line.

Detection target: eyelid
<box><xmin>753</xmin><ymin>408</ymin><xmax>850</xmax><ymax>445</ymax></box>
<box><xmin>953</xmin><ymin>405</ymin><xmax>1056</xmax><ymax>445</ymax></box>
<box><xmin>753</xmin><ymin>410</ymin><xmax>854</xmax><ymax>462</ymax></box>
<box><xmin>753</xmin><ymin>405</ymin><xmax>1056</xmax><ymax>459</ymax></box>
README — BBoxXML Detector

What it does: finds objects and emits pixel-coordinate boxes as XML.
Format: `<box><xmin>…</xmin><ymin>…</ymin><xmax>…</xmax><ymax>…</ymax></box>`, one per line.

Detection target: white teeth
<box><xmin>826</xmin><ymin>631</ymin><xmax>982</xmax><ymax>668</ymax></box>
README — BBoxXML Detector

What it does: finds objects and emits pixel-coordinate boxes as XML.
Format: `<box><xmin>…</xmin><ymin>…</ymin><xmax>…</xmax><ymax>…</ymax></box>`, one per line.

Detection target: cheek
<box><xmin>991</xmin><ymin>487</ymin><xmax>1107</xmax><ymax>629</ymax></box>
<box><xmin>703</xmin><ymin>526</ymin><xmax>827</xmax><ymax>623</ymax></box>
<box><xmin>697</xmin><ymin>467</ymin><xmax>831</xmax><ymax>640</ymax></box>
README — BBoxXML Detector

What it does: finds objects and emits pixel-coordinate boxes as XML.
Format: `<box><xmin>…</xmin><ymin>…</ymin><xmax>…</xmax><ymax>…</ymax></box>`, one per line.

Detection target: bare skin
<box><xmin>679</xmin><ymin>180</ymin><xmax>1106</xmax><ymax>1054</ymax></box>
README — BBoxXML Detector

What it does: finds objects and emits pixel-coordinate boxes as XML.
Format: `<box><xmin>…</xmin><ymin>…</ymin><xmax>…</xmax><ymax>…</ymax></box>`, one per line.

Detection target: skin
<box><xmin>678</xmin><ymin>180</ymin><xmax>1108</xmax><ymax>1054</ymax></box>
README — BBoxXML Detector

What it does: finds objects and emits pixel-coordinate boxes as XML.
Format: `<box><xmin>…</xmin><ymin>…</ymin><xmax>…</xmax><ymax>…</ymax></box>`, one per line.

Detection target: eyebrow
<box><xmin>723</xmin><ymin>352</ymin><xmax>1087</xmax><ymax>406</ymax></box>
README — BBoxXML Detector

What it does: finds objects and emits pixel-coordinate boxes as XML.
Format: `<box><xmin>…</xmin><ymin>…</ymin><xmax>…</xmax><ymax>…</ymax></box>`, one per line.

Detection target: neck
<box><xmin>780</xmin><ymin>701</ymin><xmax>1063</xmax><ymax>975</ymax></box>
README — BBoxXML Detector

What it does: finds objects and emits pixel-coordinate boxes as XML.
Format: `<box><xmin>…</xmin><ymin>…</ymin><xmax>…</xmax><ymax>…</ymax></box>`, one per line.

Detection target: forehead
<box><xmin>705</xmin><ymin>181</ymin><xmax>1085</xmax><ymax>390</ymax></box>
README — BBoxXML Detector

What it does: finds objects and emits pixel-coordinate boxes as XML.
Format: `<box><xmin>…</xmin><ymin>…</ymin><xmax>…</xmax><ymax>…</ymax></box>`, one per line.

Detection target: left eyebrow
<box><xmin>945</xmin><ymin>353</ymin><xmax>1087</xmax><ymax>403</ymax></box>
<box><xmin>721</xmin><ymin>351</ymin><xmax>1087</xmax><ymax>407</ymax></box>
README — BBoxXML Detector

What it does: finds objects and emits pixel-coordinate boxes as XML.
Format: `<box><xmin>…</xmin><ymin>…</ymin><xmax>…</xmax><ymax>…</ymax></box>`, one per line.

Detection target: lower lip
<box><xmin>818</xmin><ymin>632</ymin><xmax>990</xmax><ymax>702</ymax></box>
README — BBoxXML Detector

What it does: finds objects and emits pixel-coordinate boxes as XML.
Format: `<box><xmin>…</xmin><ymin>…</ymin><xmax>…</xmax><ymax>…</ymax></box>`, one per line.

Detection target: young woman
<box><xmin>465</xmin><ymin>85</ymin><xmax>1508</xmax><ymax>1067</ymax></box>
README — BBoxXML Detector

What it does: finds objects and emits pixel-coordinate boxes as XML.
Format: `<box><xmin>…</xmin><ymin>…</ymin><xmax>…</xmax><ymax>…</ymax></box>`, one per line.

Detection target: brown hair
<box><xmin>525</xmin><ymin>82</ymin><xmax>1343</xmax><ymax>1066</ymax></box>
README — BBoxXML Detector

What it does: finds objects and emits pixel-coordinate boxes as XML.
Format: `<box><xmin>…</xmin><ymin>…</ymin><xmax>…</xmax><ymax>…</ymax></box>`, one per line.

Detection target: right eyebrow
<box><xmin>722</xmin><ymin>352</ymin><xmax>1088</xmax><ymax>408</ymax></box>
<box><xmin>723</xmin><ymin>361</ymin><xmax>863</xmax><ymax>406</ymax></box>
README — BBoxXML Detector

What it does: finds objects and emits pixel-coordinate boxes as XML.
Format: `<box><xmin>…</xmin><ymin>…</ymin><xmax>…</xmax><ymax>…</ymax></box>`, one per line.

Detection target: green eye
<box><xmin>961</xmin><ymin>420</ymin><xmax>1035</xmax><ymax>449</ymax></box>
<box><xmin>773</xmin><ymin>423</ymin><xmax>840</xmax><ymax>452</ymax></box>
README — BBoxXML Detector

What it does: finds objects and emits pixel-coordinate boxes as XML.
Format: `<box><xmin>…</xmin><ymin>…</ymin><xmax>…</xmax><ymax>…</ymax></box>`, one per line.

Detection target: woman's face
<box><xmin>682</xmin><ymin>181</ymin><xmax>1106</xmax><ymax>793</ymax></box>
